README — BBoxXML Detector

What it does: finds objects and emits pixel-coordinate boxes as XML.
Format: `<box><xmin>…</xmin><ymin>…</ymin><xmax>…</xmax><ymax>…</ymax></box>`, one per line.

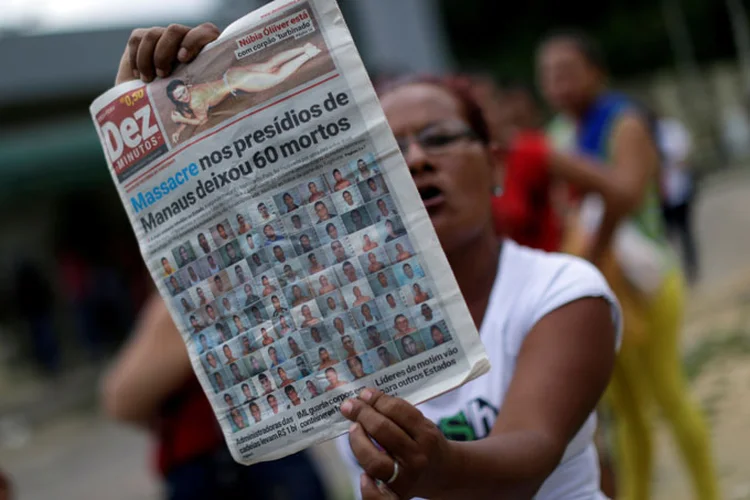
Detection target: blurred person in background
<box><xmin>537</xmin><ymin>30</ymin><xmax>719</xmax><ymax>499</ymax></box>
<box><xmin>102</xmin><ymin>292</ymin><xmax>326</xmax><ymax>500</ymax></box>
<box><xmin>656</xmin><ymin>116</ymin><xmax>699</xmax><ymax>284</ymax></box>
<box><xmin>12</xmin><ymin>260</ymin><xmax>59</xmax><ymax>375</ymax></box>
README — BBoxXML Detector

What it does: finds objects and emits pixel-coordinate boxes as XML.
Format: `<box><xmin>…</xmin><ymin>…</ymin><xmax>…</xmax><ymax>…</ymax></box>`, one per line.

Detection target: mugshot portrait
<box><xmin>202</xmin><ymin>349</ymin><xmax>222</xmax><ymax>373</ymax></box>
<box><xmin>211</xmin><ymin>321</ymin><xmax>233</xmax><ymax>344</ymax></box>
<box><xmin>227</xmin><ymin>360</ymin><xmax>250</xmax><ymax>386</ymax></box>
<box><xmin>360</xmin><ymin>322</ymin><xmax>392</xmax><ymax>350</ymax></box>
<box><xmin>379</xmin><ymin>216</ymin><xmax>407</xmax><ymax>244</ymax></box>
<box><xmin>284</xmin><ymin>280</ymin><xmax>315</xmax><ymax>309</ymax></box>
<box><xmin>359</xmin><ymin>174</ymin><xmax>389</xmax><ymax>203</ymax></box>
<box><xmin>315</xmin><ymin>218</ymin><xmax>348</xmax><ymax>245</ymax></box>
<box><xmin>284</xmin><ymin>332</ymin><xmax>306</xmax><ymax>359</ymax></box>
<box><xmin>345</xmin><ymin>353</ymin><xmax>374</xmax><ymax>381</ymax></box>
<box><xmin>320</xmin><ymin>364</ymin><xmax>350</xmax><ymax>392</ymax></box>
<box><xmin>377</xmin><ymin>291</ymin><xmax>406</xmax><ymax>317</ymax></box>
<box><xmin>325</xmin><ymin>165</ymin><xmax>355</xmax><ymax>193</ymax></box>
<box><xmin>254</xmin><ymin>371</ymin><xmax>277</xmax><ymax>397</ymax></box>
<box><xmin>237</xmin><ymin>380</ymin><xmax>258</xmax><ymax>404</ymax></box>
<box><xmin>309</xmin><ymin>198</ymin><xmax>338</xmax><ymax>225</ymax></box>
<box><xmin>293</xmin><ymin>353</ymin><xmax>314</xmax><ymax>378</ymax></box>
<box><xmin>245</xmin><ymin>301</ymin><xmax>270</xmax><ymax>327</ymax></box>
<box><xmin>317</xmin><ymin>290</ymin><xmax>348</xmax><ymax>318</ymax></box>
<box><xmin>240</xmin><ymin>231</ymin><xmax>261</xmax><ymax>256</ymax></box>
<box><xmin>264</xmin><ymin>391</ymin><xmax>283</xmax><ymax>417</ymax></box>
<box><xmin>276</xmin><ymin>259</ymin><xmax>305</xmax><ymax>289</ymax></box>
<box><xmin>273</xmin><ymin>188</ymin><xmax>303</xmax><ymax>216</ymax></box>
<box><xmin>219</xmin><ymin>388</ymin><xmax>241</xmax><ymax>410</ymax></box>
<box><xmin>201</xmin><ymin>302</ymin><xmax>221</xmax><ymax>325</ymax></box>
<box><xmin>192</xmin><ymin>284</ymin><xmax>215</xmax><ymax>308</ymax></box>
<box><xmin>303</xmin><ymin>249</ymin><xmax>330</xmax><ymax>277</ymax></box>
<box><xmin>252</xmin><ymin>198</ymin><xmax>279</xmax><ymax>227</ymax></box>
<box><xmin>350</xmin><ymin>153</ymin><xmax>379</xmax><ymax>182</ymax></box>
<box><xmin>232</xmin><ymin>210</ymin><xmax>254</xmax><ymax>237</ymax></box>
<box><xmin>292</xmin><ymin>300</ymin><xmax>323</xmax><ymax>330</ymax></box>
<box><xmin>181</xmin><ymin>262</ymin><xmax>205</xmax><ymax>288</ymax></box>
<box><xmin>327</xmin><ymin>313</ymin><xmax>358</xmax><ymax>339</ymax></box>
<box><xmin>349</xmin><ymin>227</ymin><xmax>382</xmax><ymax>255</ymax></box>
<box><xmin>273</xmin><ymin>312</ymin><xmax>295</xmax><ymax>338</ymax></box>
<box><xmin>260</xmin><ymin>220</ymin><xmax>287</xmax><ymax>247</ymax></box>
<box><xmin>367</xmin><ymin>194</ymin><xmax>399</xmax><ymax>224</ymax></box>
<box><xmin>254</xmin><ymin>323</ymin><xmax>278</xmax><ymax>348</ymax></box>
<box><xmin>334</xmin><ymin>259</ymin><xmax>365</xmax><ymax>287</ymax></box>
<box><xmin>340</xmin><ymin>280</ymin><xmax>375</xmax><ymax>311</ymax></box>
<box><xmin>282</xmin><ymin>208</ymin><xmax>312</xmax><ymax>236</ymax></box>
<box><xmin>312</xmin><ymin>269</ymin><xmax>339</xmax><ymax>297</ymax></box>
<box><xmin>394</xmin><ymin>257</ymin><xmax>426</xmax><ymax>287</ymax></box>
<box><xmin>219</xmin><ymin>290</ymin><xmax>240</xmax><ymax>316</ymax></box>
<box><xmin>194</xmin><ymin>331</ymin><xmax>215</xmax><ymax>355</ymax></box>
<box><xmin>335</xmin><ymin>332</ymin><xmax>367</xmax><ymax>361</ymax></box>
<box><xmin>299</xmin><ymin>176</ymin><xmax>329</xmax><ymax>205</ymax></box>
<box><xmin>385</xmin><ymin>235</ymin><xmax>415</xmax><ymax>265</ymax></box>
<box><xmin>267</xmin><ymin>293</ymin><xmax>290</xmax><ymax>319</ymax></box>
<box><xmin>198</xmin><ymin>251</ymin><xmax>225</xmax><ymax>278</ymax></box>
<box><xmin>247</xmin><ymin>248</ymin><xmax>272</xmax><ymax>276</ymax></box>
<box><xmin>341</xmin><ymin>207</ymin><xmax>373</xmax><ymax>234</ymax></box>
<box><xmin>236</xmin><ymin>281</ymin><xmax>262</xmax><ymax>308</ymax></box>
<box><xmin>186</xmin><ymin>310</ymin><xmax>207</xmax><ymax>334</ymax></box>
<box><xmin>401</xmin><ymin>279</ymin><xmax>433</xmax><ymax>308</ymax></box>
<box><xmin>273</xmin><ymin>360</ymin><xmax>303</xmax><ymax>388</ymax></box>
<box><xmin>209</xmin><ymin>270</ymin><xmax>232</xmax><ymax>297</ymax></box>
<box><xmin>264</xmin><ymin>342</ymin><xmax>289</xmax><ymax>369</ymax></box>
<box><xmin>291</xmin><ymin>230</ymin><xmax>322</xmax><ymax>256</ymax></box>
<box><xmin>245</xmin><ymin>353</ymin><xmax>268</xmax><ymax>377</ymax></box>
<box><xmin>165</xmin><ymin>274</ymin><xmax>186</xmax><ymax>297</ymax></box>
<box><xmin>210</xmin><ymin>368</ymin><xmax>229</xmax><ymax>393</ymax></box>
<box><xmin>391</xmin><ymin>309</ymin><xmax>420</xmax><ymax>341</ymax></box>
<box><xmin>176</xmin><ymin>291</ymin><xmax>196</xmax><ymax>314</ymax></box>
<box><xmin>283</xmin><ymin>382</ymin><xmax>305</xmax><ymax>408</ymax></box>
<box><xmin>422</xmin><ymin>321</ymin><xmax>452</xmax><ymax>349</ymax></box>
<box><xmin>332</xmin><ymin>186</ymin><xmax>364</xmax><ymax>214</ymax></box>
<box><xmin>352</xmin><ymin>299</ymin><xmax>382</xmax><ymax>330</ymax></box>
<box><xmin>326</xmin><ymin>236</ymin><xmax>356</xmax><ymax>266</ymax></box>
<box><xmin>267</xmin><ymin>240</ymin><xmax>295</xmax><ymax>268</ymax></box>
<box><xmin>193</xmin><ymin>231</ymin><xmax>215</xmax><ymax>256</ymax></box>
<box><xmin>302</xmin><ymin>376</ymin><xmax>322</xmax><ymax>400</ymax></box>
<box><xmin>220</xmin><ymin>240</ymin><xmax>244</xmax><ymax>267</ymax></box>
<box><xmin>395</xmin><ymin>333</ymin><xmax>426</xmax><ymax>360</ymax></box>
<box><xmin>369</xmin><ymin>342</ymin><xmax>400</xmax><ymax>370</ymax></box>
<box><xmin>220</xmin><ymin>340</ymin><xmax>242</xmax><ymax>366</ymax></box>
<box><xmin>210</xmin><ymin>219</ymin><xmax>236</xmax><ymax>247</ymax></box>
<box><xmin>247</xmin><ymin>400</ymin><xmax>264</xmax><ymax>424</ymax></box>
<box><xmin>358</xmin><ymin>247</ymin><xmax>390</xmax><ymax>276</ymax></box>
<box><xmin>228</xmin><ymin>259</ymin><xmax>252</xmax><ymax>289</ymax></box>
<box><xmin>236</xmin><ymin>333</ymin><xmax>258</xmax><ymax>357</ymax></box>
<box><xmin>258</xmin><ymin>274</ymin><xmax>279</xmax><ymax>298</ymax></box>
<box><xmin>172</xmin><ymin>241</ymin><xmax>197</xmax><ymax>268</ymax></box>
<box><xmin>368</xmin><ymin>268</ymin><xmax>398</xmax><ymax>296</ymax></box>
<box><xmin>300</xmin><ymin>324</ymin><xmax>332</xmax><ymax>350</ymax></box>
<box><xmin>229</xmin><ymin>312</ymin><xmax>251</xmax><ymax>336</ymax></box>
<box><xmin>414</xmin><ymin>300</ymin><xmax>443</xmax><ymax>329</ymax></box>
<box><xmin>159</xmin><ymin>255</ymin><xmax>177</xmax><ymax>277</ymax></box>
<box><xmin>313</xmin><ymin>343</ymin><xmax>339</xmax><ymax>371</ymax></box>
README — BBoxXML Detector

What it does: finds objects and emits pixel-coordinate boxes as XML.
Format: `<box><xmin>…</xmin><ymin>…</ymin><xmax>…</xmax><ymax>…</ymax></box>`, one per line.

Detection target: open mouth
<box><xmin>418</xmin><ymin>185</ymin><xmax>445</xmax><ymax>209</ymax></box>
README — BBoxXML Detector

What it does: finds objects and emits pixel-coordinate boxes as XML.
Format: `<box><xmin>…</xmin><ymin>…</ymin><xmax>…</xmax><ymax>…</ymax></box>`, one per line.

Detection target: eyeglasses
<box><xmin>394</xmin><ymin>122</ymin><xmax>478</xmax><ymax>156</ymax></box>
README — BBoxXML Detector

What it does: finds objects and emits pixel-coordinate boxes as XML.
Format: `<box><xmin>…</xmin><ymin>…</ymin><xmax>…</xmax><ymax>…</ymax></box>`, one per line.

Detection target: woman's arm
<box><xmin>341</xmin><ymin>296</ymin><xmax>616</xmax><ymax>500</ymax></box>
<box><xmin>101</xmin><ymin>293</ymin><xmax>194</xmax><ymax>427</ymax></box>
<box><xmin>548</xmin><ymin>113</ymin><xmax>659</xmax><ymax>263</ymax></box>
<box><xmin>170</xmin><ymin>111</ymin><xmax>206</xmax><ymax>126</ymax></box>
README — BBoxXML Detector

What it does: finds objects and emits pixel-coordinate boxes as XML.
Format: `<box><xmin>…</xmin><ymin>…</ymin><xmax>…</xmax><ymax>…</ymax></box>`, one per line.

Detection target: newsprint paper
<box><xmin>90</xmin><ymin>0</ymin><xmax>490</xmax><ymax>465</ymax></box>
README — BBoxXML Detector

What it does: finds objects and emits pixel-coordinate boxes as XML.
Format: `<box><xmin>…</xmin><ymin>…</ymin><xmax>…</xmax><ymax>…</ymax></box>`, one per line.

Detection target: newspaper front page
<box><xmin>90</xmin><ymin>0</ymin><xmax>490</xmax><ymax>465</ymax></box>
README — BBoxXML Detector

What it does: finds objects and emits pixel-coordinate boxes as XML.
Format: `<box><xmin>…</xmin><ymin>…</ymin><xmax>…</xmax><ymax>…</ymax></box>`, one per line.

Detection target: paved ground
<box><xmin>2</xmin><ymin>168</ymin><xmax>750</xmax><ymax>500</ymax></box>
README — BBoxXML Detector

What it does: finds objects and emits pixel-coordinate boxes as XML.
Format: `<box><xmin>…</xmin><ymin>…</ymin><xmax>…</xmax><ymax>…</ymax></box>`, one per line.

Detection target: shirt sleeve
<box><xmin>526</xmin><ymin>255</ymin><xmax>623</xmax><ymax>351</ymax></box>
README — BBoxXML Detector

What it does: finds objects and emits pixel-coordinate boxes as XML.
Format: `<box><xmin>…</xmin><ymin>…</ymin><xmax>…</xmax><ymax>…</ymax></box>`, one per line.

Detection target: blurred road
<box><xmin>1</xmin><ymin>168</ymin><xmax>749</xmax><ymax>500</ymax></box>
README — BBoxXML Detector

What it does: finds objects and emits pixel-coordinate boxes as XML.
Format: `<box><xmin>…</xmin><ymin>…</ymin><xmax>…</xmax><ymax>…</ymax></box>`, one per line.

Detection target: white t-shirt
<box><xmin>336</xmin><ymin>240</ymin><xmax>621</xmax><ymax>499</ymax></box>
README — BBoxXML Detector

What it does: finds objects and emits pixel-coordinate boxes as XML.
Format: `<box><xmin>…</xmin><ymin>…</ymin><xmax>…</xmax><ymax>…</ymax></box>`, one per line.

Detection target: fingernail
<box><xmin>360</xmin><ymin>474</ymin><xmax>368</xmax><ymax>488</ymax></box>
<box><xmin>156</xmin><ymin>69</ymin><xmax>166</xmax><ymax>78</ymax></box>
<box><xmin>132</xmin><ymin>69</ymin><xmax>139</xmax><ymax>79</ymax></box>
<box><xmin>349</xmin><ymin>423</ymin><xmax>358</xmax><ymax>433</ymax></box>
<box><xmin>340</xmin><ymin>400</ymin><xmax>352</xmax><ymax>415</ymax></box>
<box><xmin>178</xmin><ymin>48</ymin><xmax>188</xmax><ymax>62</ymax></box>
<box><xmin>360</xmin><ymin>389</ymin><xmax>373</xmax><ymax>402</ymax></box>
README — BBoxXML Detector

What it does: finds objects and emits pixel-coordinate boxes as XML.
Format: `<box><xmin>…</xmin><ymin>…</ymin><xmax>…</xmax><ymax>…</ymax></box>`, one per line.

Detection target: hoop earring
<box><xmin>493</xmin><ymin>186</ymin><xmax>503</xmax><ymax>197</ymax></box>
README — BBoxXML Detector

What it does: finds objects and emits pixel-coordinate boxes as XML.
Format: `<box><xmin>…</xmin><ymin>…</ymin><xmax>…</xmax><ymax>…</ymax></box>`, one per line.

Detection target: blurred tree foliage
<box><xmin>438</xmin><ymin>0</ymin><xmax>743</xmax><ymax>81</ymax></box>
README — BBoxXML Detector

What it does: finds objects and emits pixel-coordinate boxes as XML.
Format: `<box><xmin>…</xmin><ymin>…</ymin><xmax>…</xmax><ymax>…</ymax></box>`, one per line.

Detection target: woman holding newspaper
<box><xmin>119</xmin><ymin>24</ymin><xmax>620</xmax><ymax>500</ymax></box>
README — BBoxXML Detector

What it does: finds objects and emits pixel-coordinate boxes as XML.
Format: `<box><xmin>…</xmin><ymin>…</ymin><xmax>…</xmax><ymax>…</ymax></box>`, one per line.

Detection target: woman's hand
<box><xmin>341</xmin><ymin>388</ymin><xmax>454</xmax><ymax>499</ymax></box>
<box><xmin>115</xmin><ymin>23</ymin><xmax>221</xmax><ymax>85</ymax></box>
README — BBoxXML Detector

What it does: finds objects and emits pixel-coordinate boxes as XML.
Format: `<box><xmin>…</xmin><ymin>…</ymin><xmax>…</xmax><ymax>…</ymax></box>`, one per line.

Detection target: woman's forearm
<box><xmin>437</xmin><ymin>431</ymin><xmax>563</xmax><ymax>500</ymax></box>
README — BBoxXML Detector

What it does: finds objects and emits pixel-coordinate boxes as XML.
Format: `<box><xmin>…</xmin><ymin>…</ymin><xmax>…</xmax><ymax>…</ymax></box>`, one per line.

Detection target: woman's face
<box><xmin>173</xmin><ymin>84</ymin><xmax>190</xmax><ymax>103</ymax></box>
<box><xmin>380</xmin><ymin>83</ymin><xmax>498</xmax><ymax>255</ymax></box>
<box><xmin>538</xmin><ymin>40</ymin><xmax>601</xmax><ymax>115</ymax></box>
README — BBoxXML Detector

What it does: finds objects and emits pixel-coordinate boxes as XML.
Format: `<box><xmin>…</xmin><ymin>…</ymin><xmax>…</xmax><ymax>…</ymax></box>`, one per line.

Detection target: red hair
<box><xmin>374</xmin><ymin>74</ymin><xmax>491</xmax><ymax>146</ymax></box>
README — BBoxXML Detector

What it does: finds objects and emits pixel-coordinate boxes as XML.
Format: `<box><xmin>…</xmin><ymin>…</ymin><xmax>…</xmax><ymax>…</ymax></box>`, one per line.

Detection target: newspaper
<box><xmin>90</xmin><ymin>0</ymin><xmax>489</xmax><ymax>465</ymax></box>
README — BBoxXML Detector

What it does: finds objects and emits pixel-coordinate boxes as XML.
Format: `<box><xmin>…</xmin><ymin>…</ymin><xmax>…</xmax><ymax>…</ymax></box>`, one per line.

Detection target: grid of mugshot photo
<box><xmin>156</xmin><ymin>152</ymin><xmax>455</xmax><ymax>433</ymax></box>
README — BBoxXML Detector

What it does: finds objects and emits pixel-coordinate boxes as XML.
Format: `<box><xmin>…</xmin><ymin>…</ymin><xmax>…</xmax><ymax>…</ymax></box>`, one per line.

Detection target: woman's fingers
<box><xmin>348</xmin><ymin>422</ymin><xmax>396</xmax><ymax>482</ymax></box>
<box><xmin>179</xmin><ymin>22</ymin><xmax>221</xmax><ymax>63</ymax></box>
<box><xmin>341</xmin><ymin>397</ymin><xmax>418</xmax><ymax>463</ymax></box>
<box><xmin>153</xmin><ymin>24</ymin><xmax>191</xmax><ymax>78</ymax></box>
<box><xmin>126</xmin><ymin>28</ymin><xmax>147</xmax><ymax>81</ymax></box>
<box><xmin>136</xmin><ymin>27</ymin><xmax>166</xmax><ymax>82</ymax></box>
<box><xmin>360</xmin><ymin>389</ymin><xmax>429</xmax><ymax>441</ymax></box>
